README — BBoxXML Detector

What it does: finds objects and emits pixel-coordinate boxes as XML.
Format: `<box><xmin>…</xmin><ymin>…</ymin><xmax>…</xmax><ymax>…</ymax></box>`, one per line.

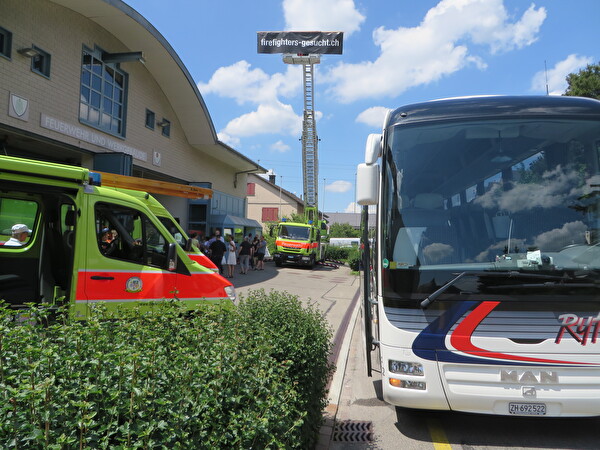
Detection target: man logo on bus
<box><xmin>500</xmin><ymin>370</ymin><xmax>558</xmax><ymax>384</ymax></box>
<box><xmin>555</xmin><ymin>313</ymin><xmax>600</xmax><ymax>346</ymax></box>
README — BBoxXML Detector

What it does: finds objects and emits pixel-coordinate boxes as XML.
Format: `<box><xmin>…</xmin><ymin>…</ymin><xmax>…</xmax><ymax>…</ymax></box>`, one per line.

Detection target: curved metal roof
<box><xmin>52</xmin><ymin>0</ymin><xmax>265</xmax><ymax>173</ymax></box>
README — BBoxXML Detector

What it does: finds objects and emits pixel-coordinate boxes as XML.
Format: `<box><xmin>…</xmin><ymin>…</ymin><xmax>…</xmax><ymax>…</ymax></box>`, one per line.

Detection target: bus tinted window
<box><xmin>383</xmin><ymin>118</ymin><xmax>600</xmax><ymax>289</ymax></box>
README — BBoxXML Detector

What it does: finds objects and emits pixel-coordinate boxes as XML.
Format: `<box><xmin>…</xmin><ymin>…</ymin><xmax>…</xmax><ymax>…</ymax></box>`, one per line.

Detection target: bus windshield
<box><xmin>382</xmin><ymin>117</ymin><xmax>600</xmax><ymax>302</ymax></box>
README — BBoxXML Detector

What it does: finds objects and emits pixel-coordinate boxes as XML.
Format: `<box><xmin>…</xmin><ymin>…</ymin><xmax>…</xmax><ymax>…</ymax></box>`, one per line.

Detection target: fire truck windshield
<box><xmin>279</xmin><ymin>225</ymin><xmax>311</xmax><ymax>240</ymax></box>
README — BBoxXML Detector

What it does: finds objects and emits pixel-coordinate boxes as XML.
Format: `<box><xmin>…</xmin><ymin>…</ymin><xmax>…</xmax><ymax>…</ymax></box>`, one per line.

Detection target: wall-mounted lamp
<box><xmin>156</xmin><ymin>120</ymin><xmax>170</xmax><ymax>127</ymax></box>
<box><xmin>17</xmin><ymin>47</ymin><xmax>41</xmax><ymax>58</ymax></box>
<box><xmin>102</xmin><ymin>51</ymin><xmax>145</xmax><ymax>64</ymax></box>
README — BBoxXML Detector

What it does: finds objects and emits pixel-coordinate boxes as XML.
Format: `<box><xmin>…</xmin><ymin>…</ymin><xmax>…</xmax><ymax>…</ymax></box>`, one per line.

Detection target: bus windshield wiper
<box><xmin>418</xmin><ymin>270</ymin><xmax>589</xmax><ymax>309</ymax></box>
<box><xmin>420</xmin><ymin>272</ymin><xmax>468</xmax><ymax>309</ymax></box>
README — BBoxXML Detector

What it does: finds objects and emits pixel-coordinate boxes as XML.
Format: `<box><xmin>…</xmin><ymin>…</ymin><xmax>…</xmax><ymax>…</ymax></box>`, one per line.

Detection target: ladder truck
<box><xmin>272</xmin><ymin>54</ymin><xmax>328</xmax><ymax>268</ymax></box>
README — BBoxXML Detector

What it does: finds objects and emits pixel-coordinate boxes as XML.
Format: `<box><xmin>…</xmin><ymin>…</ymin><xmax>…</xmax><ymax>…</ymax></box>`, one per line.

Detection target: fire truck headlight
<box><xmin>224</xmin><ymin>286</ymin><xmax>237</xmax><ymax>304</ymax></box>
<box><xmin>389</xmin><ymin>360</ymin><xmax>424</xmax><ymax>376</ymax></box>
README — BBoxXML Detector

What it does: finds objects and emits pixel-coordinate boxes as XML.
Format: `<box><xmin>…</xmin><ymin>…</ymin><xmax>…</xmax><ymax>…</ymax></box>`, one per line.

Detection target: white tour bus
<box><xmin>356</xmin><ymin>95</ymin><xmax>600</xmax><ymax>417</ymax></box>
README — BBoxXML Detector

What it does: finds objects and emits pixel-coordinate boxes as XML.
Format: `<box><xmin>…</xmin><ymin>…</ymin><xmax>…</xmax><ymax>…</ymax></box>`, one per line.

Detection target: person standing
<box><xmin>247</xmin><ymin>233</ymin><xmax>254</xmax><ymax>268</ymax></box>
<box><xmin>209</xmin><ymin>234</ymin><xmax>226</xmax><ymax>275</ymax></box>
<box><xmin>251</xmin><ymin>236</ymin><xmax>259</xmax><ymax>270</ymax></box>
<box><xmin>256</xmin><ymin>235</ymin><xmax>267</xmax><ymax>270</ymax></box>
<box><xmin>189</xmin><ymin>232</ymin><xmax>200</xmax><ymax>249</ymax></box>
<box><xmin>238</xmin><ymin>236</ymin><xmax>252</xmax><ymax>274</ymax></box>
<box><xmin>206</xmin><ymin>229</ymin><xmax>223</xmax><ymax>247</ymax></box>
<box><xmin>224</xmin><ymin>235</ymin><xmax>237</xmax><ymax>278</ymax></box>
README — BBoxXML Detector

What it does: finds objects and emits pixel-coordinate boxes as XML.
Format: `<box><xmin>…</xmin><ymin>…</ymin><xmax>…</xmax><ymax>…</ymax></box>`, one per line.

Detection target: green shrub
<box><xmin>0</xmin><ymin>294</ymin><xmax>333</xmax><ymax>449</ymax></box>
<box><xmin>324</xmin><ymin>246</ymin><xmax>350</xmax><ymax>261</ymax></box>
<box><xmin>347</xmin><ymin>247</ymin><xmax>361</xmax><ymax>272</ymax></box>
<box><xmin>325</xmin><ymin>246</ymin><xmax>361</xmax><ymax>271</ymax></box>
<box><xmin>237</xmin><ymin>290</ymin><xmax>334</xmax><ymax>449</ymax></box>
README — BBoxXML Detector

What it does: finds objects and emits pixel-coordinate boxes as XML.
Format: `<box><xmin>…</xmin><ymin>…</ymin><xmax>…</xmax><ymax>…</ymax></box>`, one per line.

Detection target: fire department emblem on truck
<box><xmin>125</xmin><ymin>277</ymin><xmax>143</xmax><ymax>293</ymax></box>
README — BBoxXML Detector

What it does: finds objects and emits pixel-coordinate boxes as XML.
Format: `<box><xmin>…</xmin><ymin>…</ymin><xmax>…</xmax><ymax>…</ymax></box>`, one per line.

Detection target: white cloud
<box><xmin>217</xmin><ymin>132</ymin><xmax>240</xmax><ymax>148</ymax></box>
<box><xmin>198</xmin><ymin>61</ymin><xmax>301</xmax><ymax>105</ymax></box>
<box><xmin>283</xmin><ymin>0</ymin><xmax>365</xmax><ymax>37</ymax></box>
<box><xmin>531</xmin><ymin>54</ymin><xmax>594</xmax><ymax>95</ymax></box>
<box><xmin>198</xmin><ymin>61</ymin><xmax>306</xmax><ymax>141</ymax></box>
<box><xmin>221</xmin><ymin>102</ymin><xmax>302</xmax><ymax>138</ymax></box>
<box><xmin>270</xmin><ymin>140</ymin><xmax>291</xmax><ymax>153</ymax></box>
<box><xmin>326</xmin><ymin>180</ymin><xmax>352</xmax><ymax>193</ymax></box>
<box><xmin>326</xmin><ymin>0</ymin><xmax>546</xmax><ymax>103</ymax></box>
<box><xmin>344</xmin><ymin>202</ymin><xmax>376</xmax><ymax>213</ymax></box>
<box><xmin>356</xmin><ymin>106</ymin><xmax>391</xmax><ymax>128</ymax></box>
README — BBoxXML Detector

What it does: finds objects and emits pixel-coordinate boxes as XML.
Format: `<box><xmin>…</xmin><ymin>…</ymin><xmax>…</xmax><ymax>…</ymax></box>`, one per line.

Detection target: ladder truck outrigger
<box><xmin>272</xmin><ymin>54</ymin><xmax>328</xmax><ymax>268</ymax></box>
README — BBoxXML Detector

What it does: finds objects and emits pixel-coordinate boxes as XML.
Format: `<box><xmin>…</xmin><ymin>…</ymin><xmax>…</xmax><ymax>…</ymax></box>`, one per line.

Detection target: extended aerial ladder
<box><xmin>283</xmin><ymin>54</ymin><xmax>321</xmax><ymax>223</ymax></box>
<box><xmin>301</xmin><ymin>62</ymin><xmax>318</xmax><ymax>222</ymax></box>
<box><xmin>258</xmin><ymin>31</ymin><xmax>343</xmax><ymax>267</ymax></box>
<box><xmin>266</xmin><ymin>54</ymin><xmax>327</xmax><ymax>267</ymax></box>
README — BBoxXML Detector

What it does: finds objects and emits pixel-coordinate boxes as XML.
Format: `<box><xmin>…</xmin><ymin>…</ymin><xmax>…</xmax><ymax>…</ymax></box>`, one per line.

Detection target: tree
<box><xmin>564</xmin><ymin>63</ymin><xmax>600</xmax><ymax>99</ymax></box>
<box><xmin>328</xmin><ymin>222</ymin><xmax>360</xmax><ymax>238</ymax></box>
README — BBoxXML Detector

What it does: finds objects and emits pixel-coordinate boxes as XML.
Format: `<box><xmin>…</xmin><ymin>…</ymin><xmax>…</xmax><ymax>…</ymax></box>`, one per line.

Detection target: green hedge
<box><xmin>0</xmin><ymin>291</ymin><xmax>334</xmax><ymax>449</ymax></box>
<box><xmin>325</xmin><ymin>246</ymin><xmax>361</xmax><ymax>271</ymax></box>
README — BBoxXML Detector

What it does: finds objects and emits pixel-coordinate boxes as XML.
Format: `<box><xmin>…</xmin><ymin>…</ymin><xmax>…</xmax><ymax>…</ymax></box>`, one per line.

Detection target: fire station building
<box><xmin>0</xmin><ymin>0</ymin><xmax>265</xmax><ymax>239</ymax></box>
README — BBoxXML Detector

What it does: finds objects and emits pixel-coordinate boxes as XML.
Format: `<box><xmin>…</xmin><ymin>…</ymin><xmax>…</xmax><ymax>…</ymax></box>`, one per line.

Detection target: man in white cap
<box><xmin>5</xmin><ymin>224</ymin><xmax>31</xmax><ymax>247</ymax></box>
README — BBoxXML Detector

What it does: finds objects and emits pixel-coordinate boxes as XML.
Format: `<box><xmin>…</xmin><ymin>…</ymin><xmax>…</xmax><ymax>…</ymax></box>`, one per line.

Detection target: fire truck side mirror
<box><xmin>167</xmin><ymin>242</ymin><xmax>178</xmax><ymax>272</ymax></box>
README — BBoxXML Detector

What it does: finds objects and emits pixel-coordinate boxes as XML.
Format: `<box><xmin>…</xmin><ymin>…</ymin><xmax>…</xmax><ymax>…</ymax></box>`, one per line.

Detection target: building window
<box><xmin>79</xmin><ymin>46</ymin><xmax>128</xmax><ymax>137</ymax></box>
<box><xmin>145</xmin><ymin>109</ymin><xmax>155</xmax><ymax>130</ymax></box>
<box><xmin>262</xmin><ymin>207</ymin><xmax>278</xmax><ymax>222</ymax></box>
<box><xmin>159</xmin><ymin>118</ymin><xmax>171</xmax><ymax>137</ymax></box>
<box><xmin>31</xmin><ymin>45</ymin><xmax>50</xmax><ymax>78</ymax></box>
<box><xmin>0</xmin><ymin>26</ymin><xmax>12</xmax><ymax>59</ymax></box>
<box><xmin>246</xmin><ymin>182</ymin><xmax>256</xmax><ymax>196</ymax></box>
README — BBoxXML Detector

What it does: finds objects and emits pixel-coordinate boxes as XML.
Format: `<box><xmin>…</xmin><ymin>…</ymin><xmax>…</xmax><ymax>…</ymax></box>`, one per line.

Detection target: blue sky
<box><xmin>124</xmin><ymin>0</ymin><xmax>598</xmax><ymax>213</ymax></box>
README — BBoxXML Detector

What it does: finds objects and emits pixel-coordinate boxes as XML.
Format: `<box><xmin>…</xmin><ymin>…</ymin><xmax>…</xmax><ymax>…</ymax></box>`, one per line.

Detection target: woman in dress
<box><xmin>224</xmin><ymin>235</ymin><xmax>237</xmax><ymax>278</ymax></box>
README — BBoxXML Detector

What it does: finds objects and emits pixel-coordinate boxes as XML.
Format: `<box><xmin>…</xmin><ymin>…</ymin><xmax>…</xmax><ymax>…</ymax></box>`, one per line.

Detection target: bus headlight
<box><xmin>389</xmin><ymin>360</ymin><xmax>424</xmax><ymax>376</ymax></box>
<box><xmin>224</xmin><ymin>285</ymin><xmax>237</xmax><ymax>303</ymax></box>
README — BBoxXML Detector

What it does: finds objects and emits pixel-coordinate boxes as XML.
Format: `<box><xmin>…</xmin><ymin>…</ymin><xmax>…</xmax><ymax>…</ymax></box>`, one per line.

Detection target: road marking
<box><xmin>427</xmin><ymin>419</ymin><xmax>452</xmax><ymax>450</ymax></box>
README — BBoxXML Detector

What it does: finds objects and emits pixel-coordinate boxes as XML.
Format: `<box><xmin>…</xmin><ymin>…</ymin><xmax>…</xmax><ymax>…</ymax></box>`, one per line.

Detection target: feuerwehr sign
<box><xmin>257</xmin><ymin>31</ymin><xmax>343</xmax><ymax>55</ymax></box>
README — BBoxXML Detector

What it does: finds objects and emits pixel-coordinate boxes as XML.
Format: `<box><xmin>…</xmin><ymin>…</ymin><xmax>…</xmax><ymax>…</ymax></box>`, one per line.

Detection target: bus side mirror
<box><xmin>356</xmin><ymin>163</ymin><xmax>379</xmax><ymax>205</ymax></box>
<box><xmin>365</xmin><ymin>133</ymin><xmax>382</xmax><ymax>165</ymax></box>
<box><xmin>167</xmin><ymin>242</ymin><xmax>178</xmax><ymax>272</ymax></box>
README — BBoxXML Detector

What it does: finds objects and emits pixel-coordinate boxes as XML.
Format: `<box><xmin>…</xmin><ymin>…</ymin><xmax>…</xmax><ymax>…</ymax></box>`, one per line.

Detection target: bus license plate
<box><xmin>509</xmin><ymin>402</ymin><xmax>546</xmax><ymax>415</ymax></box>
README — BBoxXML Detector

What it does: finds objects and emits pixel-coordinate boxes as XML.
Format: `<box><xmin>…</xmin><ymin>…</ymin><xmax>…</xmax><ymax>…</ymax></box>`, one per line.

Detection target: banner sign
<box><xmin>257</xmin><ymin>31</ymin><xmax>343</xmax><ymax>55</ymax></box>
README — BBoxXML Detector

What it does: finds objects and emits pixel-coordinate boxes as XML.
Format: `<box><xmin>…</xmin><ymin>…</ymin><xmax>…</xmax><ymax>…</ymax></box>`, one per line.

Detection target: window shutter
<box><xmin>262</xmin><ymin>207</ymin><xmax>278</xmax><ymax>222</ymax></box>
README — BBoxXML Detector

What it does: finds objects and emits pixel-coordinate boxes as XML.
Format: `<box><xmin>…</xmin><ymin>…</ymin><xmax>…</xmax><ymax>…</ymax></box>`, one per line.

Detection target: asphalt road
<box><xmin>231</xmin><ymin>259</ymin><xmax>360</xmax><ymax>338</ymax></box>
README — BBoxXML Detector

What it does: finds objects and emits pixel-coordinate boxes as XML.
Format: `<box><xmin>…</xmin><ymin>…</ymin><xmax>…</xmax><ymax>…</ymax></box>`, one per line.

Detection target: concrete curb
<box><xmin>316</xmin><ymin>287</ymin><xmax>362</xmax><ymax>449</ymax></box>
